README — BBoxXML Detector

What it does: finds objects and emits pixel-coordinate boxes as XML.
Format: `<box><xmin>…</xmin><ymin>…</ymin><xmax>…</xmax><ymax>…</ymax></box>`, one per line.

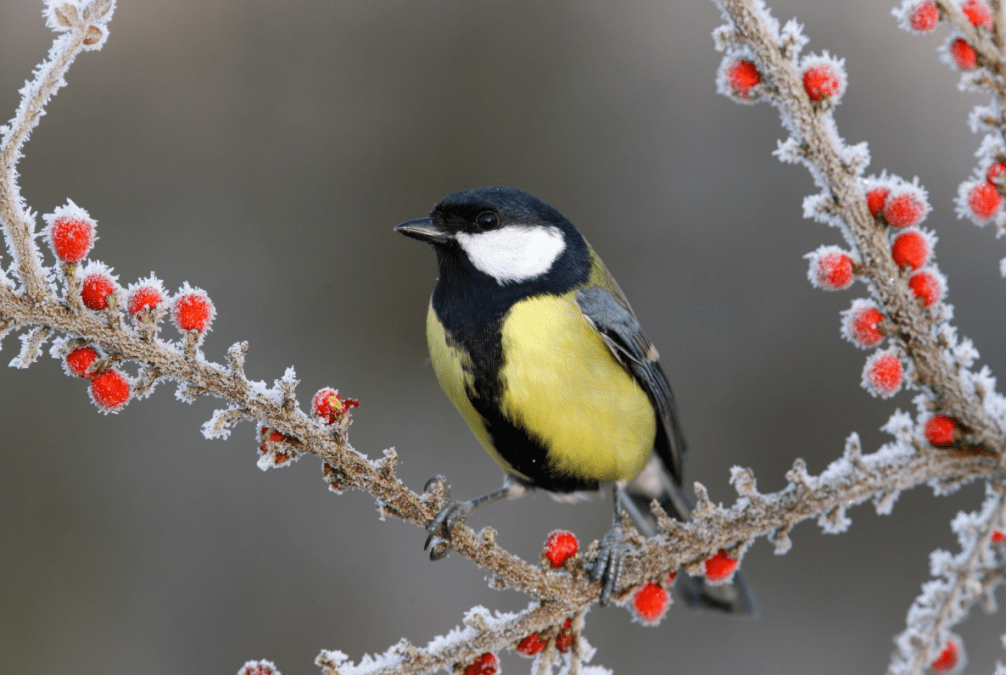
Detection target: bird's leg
<box><xmin>590</xmin><ymin>482</ymin><xmax>630</xmax><ymax>606</ymax></box>
<box><xmin>424</xmin><ymin>475</ymin><xmax>526</xmax><ymax>560</ymax></box>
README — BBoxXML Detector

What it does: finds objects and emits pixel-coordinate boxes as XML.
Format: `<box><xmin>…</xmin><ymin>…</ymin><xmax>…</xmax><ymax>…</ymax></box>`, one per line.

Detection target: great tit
<box><xmin>396</xmin><ymin>186</ymin><xmax>754</xmax><ymax>611</ymax></box>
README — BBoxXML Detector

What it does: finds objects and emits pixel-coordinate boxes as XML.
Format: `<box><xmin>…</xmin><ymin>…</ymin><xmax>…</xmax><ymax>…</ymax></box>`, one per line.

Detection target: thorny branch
<box><xmin>5</xmin><ymin>1</ymin><xmax>1006</xmax><ymax>674</ymax></box>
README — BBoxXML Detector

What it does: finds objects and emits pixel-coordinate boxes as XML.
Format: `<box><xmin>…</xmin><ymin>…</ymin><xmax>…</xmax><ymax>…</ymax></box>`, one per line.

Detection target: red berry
<box><xmin>704</xmin><ymin>549</ymin><xmax>739</xmax><ymax>583</ymax></box>
<box><xmin>866</xmin><ymin>186</ymin><xmax>890</xmax><ymax>218</ymax></box>
<box><xmin>81</xmin><ymin>272</ymin><xmax>117</xmax><ymax>310</ymax></box>
<box><xmin>891</xmin><ymin>230</ymin><xmax>930</xmax><ymax>270</ymax></box>
<box><xmin>802</xmin><ymin>63</ymin><xmax>842</xmax><ymax>101</ymax></box>
<box><xmin>312</xmin><ymin>388</ymin><xmax>360</xmax><ymax>424</ymax></box>
<box><xmin>925</xmin><ymin>414</ymin><xmax>958</xmax><ymax>447</ymax></box>
<box><xmin>848</xmin><ymin>304</ymin><xmax>886</xmax><ymax>347</ymax></box>
<box><xmin>66</xmin><ymin>346</ymin><xmax>99</xmax><ymax>378</ymax></box>
<box><xmin>987</xmin><ymin>161</ymin><xmax>1006</xmax><ymax>184</ymax></box>
<box><xmin>909</xmin><ymin>1</ymin><xmax>939</xmax><ymax>32</ymax></box>
<box><xmin>864</xmin><ymin>351</ymin><xmax>903</xmax><ymax>397</ymax></box>
<box><xmin>543</xmin><ymin>530</ymin><xmax>579</xmax><ymax>568</ymax></box>
<box><xmin>127</xmin><ymin>285</ymin><xmax>163</xmax><ymax>317</ymax></box>
<box><xmin>810</xmin><ymin>249</ymin><xmax>855</xmax><ymax>290</ymax></box>
<box><xmin>992</xmin><ymin>529</ymin><xmax>1006</xmax><ymax>544</ymax></box>
<box><xmin>726</xmin><ymin>59</ymin><xmax>761</xmax><ymax>98</ymax></box>
<box><xmin>950</xmin><ymin>38</ymin><xmax>978</xmax><ymax>70</ymax></box>
<box><xmin>555</xmin><ymin>618</ymin><xmax>574</xmax><ymax>653</ymax></box>
<box><xmin>239</xmin><ymin>662</ymin><xmax>279</xmax><ymax>675</ymax></box>
<box><xmin>48</xmin><ymin>216</ymin><xmax>94</xmax><ymax>263</ymax></box>
<box><xmin>516</xmin><ymin>632</ymin><xmax>547</xmax><ymax>657</ymax></box>
<box><xmin>464</xmin><ymin>652</ymin><xmax>498</xmax><ymax>675</ymax></box>
<box><xmin>931</xmin><ymin>637</ymin><xmax>962</xmax><ymax>673</ymax></box>
<box><xmin>90</xmin><ymin>369</ymin><xmax>130</xmax><ymax>411</ymax></box>
<box><xmin>909</xmin><ymin>270</ymin><xmax>942</xmax><ymax>306</ymax></box>
<box><xmin>631</xmin><ymin>581</ymin><xmax>670</xmax><ymax>625</ymax></box>
<box><xmin>962</xmin><ymin>0</ymin><xmax>992</xmax><ymax>28</ymax></box>
<box><xmin>172</xmin><ymin>291</ymin><xmax>214</xmax><ymax>332</ymax></box>
<box><xmin>883</xmin><ymin>192</ymin><xmax>926</xmax><ymax>228</ymax></box>
<box><xmin>968</xmin><ymin>181</ymin><xmax>1001</xmax><ymax>220</ymax></box>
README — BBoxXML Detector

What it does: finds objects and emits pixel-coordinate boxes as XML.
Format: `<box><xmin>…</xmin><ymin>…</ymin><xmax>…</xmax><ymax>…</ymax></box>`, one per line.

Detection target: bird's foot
<box><xmin>589</xmin><ymin>523</ymin><xmax>626</xmax><ymax>606</ymax></box>
<box><xmin>424</xmin><ymin>499</ymin><xmax>474</xmax><ymax>561</ymax></box>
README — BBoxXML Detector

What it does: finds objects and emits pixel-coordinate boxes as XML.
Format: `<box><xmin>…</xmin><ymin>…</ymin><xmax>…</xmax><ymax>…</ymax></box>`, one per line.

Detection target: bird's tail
<box><xmin>623</xmin><ymin>456</ymin><xmax>757</xmax><ymax>616</ymax></box>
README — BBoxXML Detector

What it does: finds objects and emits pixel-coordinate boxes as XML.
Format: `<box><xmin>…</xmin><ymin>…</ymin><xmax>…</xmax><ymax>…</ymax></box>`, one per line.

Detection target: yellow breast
<box><xmin>499</xmin><ymin>292</ymin><xmax>655</xmax><ymax>483</ymax></box>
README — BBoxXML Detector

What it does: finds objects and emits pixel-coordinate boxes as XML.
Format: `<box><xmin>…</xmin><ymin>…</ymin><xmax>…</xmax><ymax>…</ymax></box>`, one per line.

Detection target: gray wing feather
<box><xmin>575</xmin><ymin>286</ymin><xmax>687</xmax><ymax>486</ymax></box>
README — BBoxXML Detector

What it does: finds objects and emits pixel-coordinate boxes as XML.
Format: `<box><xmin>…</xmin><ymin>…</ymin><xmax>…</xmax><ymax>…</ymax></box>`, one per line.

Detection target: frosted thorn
<box><xmin>771</xmin><ymin>524</ymin><xmax>793</xmax><ymax>555</ymax></box>
<box><xmin>692</xmin><ymin>481</ymin><xmax>717</xmax><ymax>520</ymax></box>
<box><xmin>376</xmin><ymin>447</ymin><xmax>398</xmax><ymax>479</ymax></box>
<box><xmin>844</xmin><ymin>432</ymin><xmax>864</xmax><ymax>469</ymax></box>
<box><xmin>10</xmin><ymin>325</ymin><xmax>50</xmax><ymax>368</ymax></box>
<box><xmin>786</xmin><ymin>458</ymin><xmax>812</xmax><ymax>489</ymax></box>
<box><xmin>730</xmin><ymin>466</ymin><xmax>761</xmax><ymax>501</ymax></box>
<box><xmin>226</xmin><ymin>341</ymin><xmax>248</xmax><ymax>378</ymax></box>
<box><xmin>650</xmin><ymin>498</ymin><xmax>678</xmax><ymax>533</ymax></box>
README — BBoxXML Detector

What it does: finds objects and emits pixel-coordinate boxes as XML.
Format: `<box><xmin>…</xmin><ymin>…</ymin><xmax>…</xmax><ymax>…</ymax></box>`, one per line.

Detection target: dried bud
<box><xmin>555</xmin><ymin>618</ymin><xmax>574</xmax><ymax>653</ymax></box>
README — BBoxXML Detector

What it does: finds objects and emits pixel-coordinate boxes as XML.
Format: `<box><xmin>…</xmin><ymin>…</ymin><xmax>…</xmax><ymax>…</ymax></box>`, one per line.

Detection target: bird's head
<box><xmin>395</xmin><ymin>186</ymin><xmax>585</xmax><ymax>285</ymax></box>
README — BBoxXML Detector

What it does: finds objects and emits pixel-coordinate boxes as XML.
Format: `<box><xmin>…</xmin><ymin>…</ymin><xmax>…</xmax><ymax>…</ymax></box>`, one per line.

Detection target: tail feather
<box><xmin>624</xmin><ymin>456</ymin><xmax>758</xmax><ymax>616</ymax></box>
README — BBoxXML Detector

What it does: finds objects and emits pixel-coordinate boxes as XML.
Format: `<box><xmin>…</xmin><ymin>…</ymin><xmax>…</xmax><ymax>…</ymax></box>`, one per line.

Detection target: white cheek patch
<box><xmin>456</xmin><ymin>226</ymin><xmax>566</xmax><ymax>284</ymax></box>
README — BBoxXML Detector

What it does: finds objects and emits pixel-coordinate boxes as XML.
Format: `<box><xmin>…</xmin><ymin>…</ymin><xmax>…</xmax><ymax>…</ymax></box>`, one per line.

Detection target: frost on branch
<box><xmin>890</xmin><ymin>483</ymin><xmax>1006</xmax><ymax>675</ymax></box>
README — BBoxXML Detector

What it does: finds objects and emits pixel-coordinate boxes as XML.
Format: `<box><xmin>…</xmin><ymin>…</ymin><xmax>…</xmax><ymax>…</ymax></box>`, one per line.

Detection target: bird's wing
<box><xmin>575</xmin><ymin>286</ymin><xmax>687</xmax><ymax>486</ymax></box>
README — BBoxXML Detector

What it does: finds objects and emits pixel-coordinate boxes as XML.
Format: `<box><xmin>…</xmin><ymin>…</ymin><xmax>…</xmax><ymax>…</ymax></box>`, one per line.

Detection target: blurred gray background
<box><xmin>1</xmin><ymin>1</ymin><xmax>1004</xmax><ymax>673</ymax></box>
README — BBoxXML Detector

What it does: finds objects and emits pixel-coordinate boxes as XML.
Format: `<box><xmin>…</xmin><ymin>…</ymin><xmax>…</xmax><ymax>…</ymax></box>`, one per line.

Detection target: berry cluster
<box><xmin>895</xmin><ymin>1</ymin><xmax>1006</xmax><ymax>235</ymax></box>
<box><xmin>43</xmin><ymin>202</ymin><xmax>221</xmax><ymax>413</ymax></box>
<box><xmin>807</xmin><ymin>170</ymin><xmax>957</xmax><ymax>402</ymax></box>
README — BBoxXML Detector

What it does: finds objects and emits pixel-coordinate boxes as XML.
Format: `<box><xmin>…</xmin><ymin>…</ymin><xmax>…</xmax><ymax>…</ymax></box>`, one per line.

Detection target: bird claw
<box><xmin>424</xmin><ymin>498</ymin><xmax>474</xmax><ymax>558</ymax></box>
<box><xmin>589</xmin><ymin>524</ymin><xmax>626</xmax><ymax>606</ymax></box>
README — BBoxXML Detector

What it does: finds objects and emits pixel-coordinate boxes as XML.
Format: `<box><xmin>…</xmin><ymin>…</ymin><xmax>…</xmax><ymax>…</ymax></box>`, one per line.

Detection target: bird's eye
<box><xmin>475</xmin><ymin>211</ymin><xmax>499</xmax><ymax>230</ymax></box>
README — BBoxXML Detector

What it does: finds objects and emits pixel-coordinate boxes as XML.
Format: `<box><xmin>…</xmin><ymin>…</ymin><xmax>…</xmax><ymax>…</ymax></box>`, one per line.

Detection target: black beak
<box><xmin>394</xmin><ymin>217</ymin><xmax>451</xmax><ymax>244</ymax></box>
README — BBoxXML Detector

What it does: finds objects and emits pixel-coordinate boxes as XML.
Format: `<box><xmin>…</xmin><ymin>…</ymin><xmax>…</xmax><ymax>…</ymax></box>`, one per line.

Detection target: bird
<box><xmin>396</xmin><ymin>186</ymin><xmax>755</xmax><ymax>611</ymax></box>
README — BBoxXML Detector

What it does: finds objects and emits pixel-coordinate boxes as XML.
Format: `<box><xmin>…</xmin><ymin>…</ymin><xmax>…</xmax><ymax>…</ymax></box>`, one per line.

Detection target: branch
<box><xmin>891</xmin><ymin>481</ymin><xmax>1006</xmax><ymax>674</ymax></box>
